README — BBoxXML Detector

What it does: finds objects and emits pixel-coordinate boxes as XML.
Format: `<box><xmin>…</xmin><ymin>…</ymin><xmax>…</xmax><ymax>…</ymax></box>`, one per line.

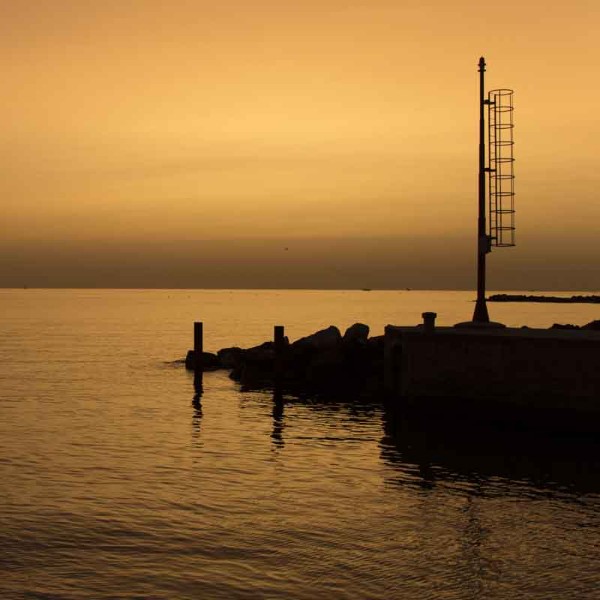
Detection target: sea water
<box><xmin>0</xmin><ymin>289</ymin><xmax>598</xmax><ymax>599</ymax></box>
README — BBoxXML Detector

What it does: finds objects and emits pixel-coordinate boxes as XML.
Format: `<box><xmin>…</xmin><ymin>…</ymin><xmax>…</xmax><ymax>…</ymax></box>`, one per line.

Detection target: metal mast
<box><xmin>473</xmin><ymin>56</ymin><xmax>490</xmax><ymax>323</ymax></box>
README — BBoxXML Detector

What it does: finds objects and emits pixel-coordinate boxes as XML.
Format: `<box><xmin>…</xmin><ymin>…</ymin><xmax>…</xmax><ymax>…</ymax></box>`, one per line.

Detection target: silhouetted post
<box><xmin>274</xmin><ymin>325</ymin><xmax>285</xmax><ymax>388</ymax></box>
<box><xmin>194</xmin><ymin>321</ymin><xmax>204</xmax><ymax>367</ymax></box>
<box><xmin>473</xmin><ymin>56</ymin><xmax>491</xmax><ymax>323</ymax></box>
<box><xmin>271</xmin><ymin>387</ymin><xmax>285</xmax><ymax>447</ymax></box>
<box><xmin>193</xmin><ymin>321</ymin><xmax>204</xmax><ymax>393</ymax></box>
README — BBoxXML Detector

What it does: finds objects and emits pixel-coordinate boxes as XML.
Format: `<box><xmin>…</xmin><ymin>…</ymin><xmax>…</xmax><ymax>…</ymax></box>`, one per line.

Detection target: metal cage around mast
<box><xmin>487</xmin><ymin>88</ymin><xmax>515</xmax><ymax>247</ymax></box>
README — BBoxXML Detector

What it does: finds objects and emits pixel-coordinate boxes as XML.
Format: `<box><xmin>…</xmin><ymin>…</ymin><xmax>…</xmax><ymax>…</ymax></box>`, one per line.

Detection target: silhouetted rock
<box><xmin>363</xmin><ymin>336</ymin><xmax>385</xmax><ymax>393</ymax></box>
<box><xmin>305</xmin><ymin>347</ymin><xmax>346</xmax><ymax>389</ymax></box>
<box><xmin>291</xmin><ymin>325</ymin><xmax>342</xmax><ymax>352</ymax></box>
<box><xmin>490</xmin><ymin>294</ymin><xmax>600</xmax><ymax>304</ymax></box>
<box><xmin>239</xmin><ymin>341</ymin><xmax>276</xmax><ymax>386</ymax></box>
<box><xmin>343</xmin><ymin>323</ymin><xmax>370</xmax><ymax>345</ymax></box>
<box><xmin>185</xmin><ymin>350</ymin><xmax>221</xmax><ymax>371</ymax></box>
<box><xmin>551</xmin><ymin>320</ymin><xmax>600</xmax><ymax>330</ymax></box>
<box><xmin>217</xmin><ymin>347</ymin><xmax>244</xmax><ymax>369</ymax></box>
<box><xmin>367</xmin><ymin>335</ymin><xmax>384</xmax><ymax>350</ymax></box>
<box><xmin>245</xmin><ymin>341</ymin><xmax>276</xmax><ymax>358</ymax></box>
<box><xmin>211</xmin><ymin>324</ymin><xmax>388</xmax><ymax>395</ymax></box>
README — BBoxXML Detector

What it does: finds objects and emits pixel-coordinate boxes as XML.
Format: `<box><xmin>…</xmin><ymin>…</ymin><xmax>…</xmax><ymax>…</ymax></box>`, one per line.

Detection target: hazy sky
<box><xmin>1</xmin><ymin>0</ymin><xmax>599</xmax><ymax>289</ymax></box>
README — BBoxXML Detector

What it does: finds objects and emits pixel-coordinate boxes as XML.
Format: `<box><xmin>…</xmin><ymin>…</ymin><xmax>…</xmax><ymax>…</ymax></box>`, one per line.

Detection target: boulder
<box><xmin>244</xmin><ymin>341</ymin><xmax>276</xmax><ymax>360</ymax></box>
<box><xmin>366</xmin><ymin>335</ymin><xmax>384</xmax><ymax>355</ymax></box>
<box><xmin>185</xmin><ymin>350</ymin><xmax>221</xmax><ymax>371</ymax></box>
<box><xmin>305</xmin><ymin>347</ymin><xmax>345</xmax><ymax>389</ymax></box>
<box><xmin>341</xmin><ymin>324</ymin><xmax>372</xmax><ymax>380</ymax></box>
<box><xmin>217</xmin><ymin>347</ymin><xmax>245</xmax><ymax>369</ymax></box>
<box><xmin>342</xmin><ymin>322</ymin><xmax>370</xmax><ymax>345</ymax></box>
<box><xmin>291</xmin><ymin>326</ymin><xmax>342</xmax><ymax>352</ymax></box>
<box><xmin>238</xmin><ymin>342</ymin><xmax>276</xmax><ymax>386</ymax></box>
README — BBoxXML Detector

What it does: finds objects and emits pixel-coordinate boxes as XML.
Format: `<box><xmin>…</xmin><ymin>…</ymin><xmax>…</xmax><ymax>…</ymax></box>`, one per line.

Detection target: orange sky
<box><xmin>1</xmin><ymin>0</ymin><xmax>599</xmax><ymax>288</ymax></box>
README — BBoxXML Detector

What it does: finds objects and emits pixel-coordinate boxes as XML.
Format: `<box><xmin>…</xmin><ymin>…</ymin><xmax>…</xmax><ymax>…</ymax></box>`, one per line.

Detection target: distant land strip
<box><xmin>488</xmin><ymin>294</ymin><xmax>600</xmax><ymax>304</ymax></box>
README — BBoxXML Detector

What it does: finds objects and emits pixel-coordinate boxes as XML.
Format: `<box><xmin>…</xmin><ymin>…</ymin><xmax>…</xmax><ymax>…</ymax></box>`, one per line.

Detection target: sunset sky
<box><xmin>1</xmin><ymin>0</ymin><xmax>599</xmax><ymax>289</ymax></box>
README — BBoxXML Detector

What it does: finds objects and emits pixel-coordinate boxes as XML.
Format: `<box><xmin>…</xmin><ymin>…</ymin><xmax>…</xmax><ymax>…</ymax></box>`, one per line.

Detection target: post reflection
<box><xmin>271</xmin><ymin>388</ymin><xmax>285</xmax><ymax>449</ymax></box>
<box><xmin>193</xmin><ymin>368</ymin><xmax>203</xmax><ymax>398</ymax></box>
<box><xmin>191</xmin><ymin>369</ymin><xmax>203</xmax><ymax>445</ymax></box>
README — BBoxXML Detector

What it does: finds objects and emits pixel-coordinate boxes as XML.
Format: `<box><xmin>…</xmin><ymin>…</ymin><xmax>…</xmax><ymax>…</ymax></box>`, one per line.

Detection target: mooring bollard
<box><xmin>274</xmin><ymin>325</ymin><xmax>285</xmax><ymax>387</ymax></box>
<box><xmin>422</xmin><ymin>312</ymin><xmax>437</xmax><ymax>333</ymax></box>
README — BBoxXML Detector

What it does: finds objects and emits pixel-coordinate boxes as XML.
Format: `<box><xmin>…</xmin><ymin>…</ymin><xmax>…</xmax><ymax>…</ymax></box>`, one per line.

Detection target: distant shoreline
<box><xmin>488</xmin><ymin>294</ymin><xmax>600</xmax><ymax>304</ymax></box>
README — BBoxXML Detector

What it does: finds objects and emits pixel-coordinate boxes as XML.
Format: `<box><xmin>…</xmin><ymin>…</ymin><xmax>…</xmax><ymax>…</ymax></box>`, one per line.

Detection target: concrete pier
<box><xmin>384</xmin><ymin>324</ymin><xmax>600</xmax><ymax>414</ymax></box>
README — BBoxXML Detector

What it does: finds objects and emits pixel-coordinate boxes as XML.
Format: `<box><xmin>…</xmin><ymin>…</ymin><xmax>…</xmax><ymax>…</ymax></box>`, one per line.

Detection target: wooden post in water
<box><xmin>194</xmin><ymin>322</ymin><xmax>204</xmax><ymax>361</ymax></box>
<box><xmin>193</xmin><ymin>321</ymin><xmax>204</xmax><ymax>394</ymax></box>
<box><xmin>274</xmin><ymin>325</ymin><xmax>285</xmax><ymax>389</ymax></box>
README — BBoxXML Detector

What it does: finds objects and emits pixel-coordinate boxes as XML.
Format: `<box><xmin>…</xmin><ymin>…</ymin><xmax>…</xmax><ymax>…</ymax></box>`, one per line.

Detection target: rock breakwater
<box><xmin>185</xmin><ymin>323</ymin><xmax>384</xmax><ymax>394</ymax></box>
<box><xmin>489</xmin><ymin>294</ymin><xmax>600</xmax><ymax>304</ymax></box>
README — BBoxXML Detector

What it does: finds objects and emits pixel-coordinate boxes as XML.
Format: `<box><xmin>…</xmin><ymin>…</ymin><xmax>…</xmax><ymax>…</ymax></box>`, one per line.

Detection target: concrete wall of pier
<box><xmin>384</xmin><ymin>326</ymin><xmax>600</xmax><ymax>413</ymax></box>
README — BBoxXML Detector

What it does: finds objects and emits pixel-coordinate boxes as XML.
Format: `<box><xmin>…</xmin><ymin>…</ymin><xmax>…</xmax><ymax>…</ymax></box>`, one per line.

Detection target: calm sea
<box><xmin>1</xmin><ymin>289</ymin><xmax>599</xmax><ymax>599</ymax></box>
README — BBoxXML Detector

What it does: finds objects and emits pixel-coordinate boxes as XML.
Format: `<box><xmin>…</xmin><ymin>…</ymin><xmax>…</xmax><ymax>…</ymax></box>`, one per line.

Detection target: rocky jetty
<box><xmin>489</xmin><ymin>294</ymin><xmax>600</xmax><ymax>304</ymax></box>
<box><xmin>183</xmin><ymin>319</ymin><xmax>600</xmax><ymax>395</ymax></box>
<box><xmin>550</xmin><ymin>320</ymin><xmax>600</xmax><ymax>331</ymax></box>
<box><xmin>185</xmin><ymin>323</ymin><xmax>384</xmax><ymax>394</ymax></box>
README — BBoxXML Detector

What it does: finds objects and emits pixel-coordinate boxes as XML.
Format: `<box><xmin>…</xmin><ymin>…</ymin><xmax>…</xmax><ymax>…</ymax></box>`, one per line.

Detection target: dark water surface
<box><xmin>1</xmin><ymin>289</ymin><xmax>598</xmax><ymax>599</ymax></box>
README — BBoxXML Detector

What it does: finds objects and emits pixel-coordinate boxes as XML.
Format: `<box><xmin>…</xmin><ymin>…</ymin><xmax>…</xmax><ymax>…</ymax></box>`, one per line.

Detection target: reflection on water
<box><xmin>1</xmin><ymin>289</ymin><xmax>599</xmax><ymax>600</ymax></box>
<box><xmin>380</xmin><ymin>403</ymin><xmax>600</xmax><ymax>496</ymax></box>
<box><xmin>241</xmin><ymin>376</ymin><xmax>600</xmax><ymax>498</ymax></box>
<box><xmin>193</xmin><ymin>368</ymin><xmax>203</xmax><ymax>399</ymax></box>
<box><xmin>271</xmin><ymin>390</ymin><xmax>285</xmax><ymax>449</ymax></box>
<box><xmin>191</xmin><ymin>369</ymin><xmax>203</xmax><ymax>445</ymax></box>
<box><xmin>234</xmin><ymin>385</ymin><xmax>600</xmax><ymax>599</ymax></box>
